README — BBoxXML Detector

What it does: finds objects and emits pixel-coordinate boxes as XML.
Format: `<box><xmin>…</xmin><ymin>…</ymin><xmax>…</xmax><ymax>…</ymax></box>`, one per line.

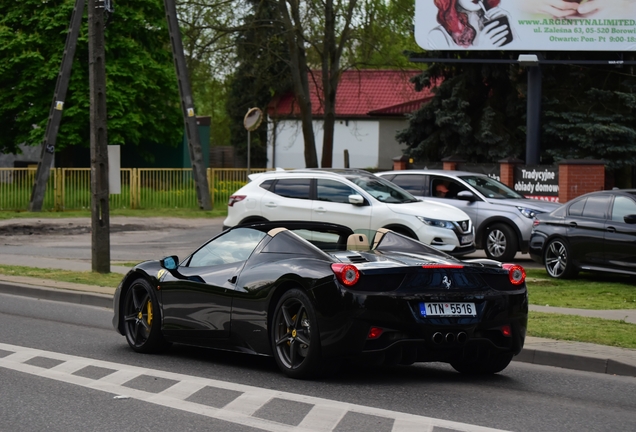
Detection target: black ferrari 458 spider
<box><xmin>112</xmin><ymin>221</ymin><xmax>528</xmax><ymax>379</ymax></box>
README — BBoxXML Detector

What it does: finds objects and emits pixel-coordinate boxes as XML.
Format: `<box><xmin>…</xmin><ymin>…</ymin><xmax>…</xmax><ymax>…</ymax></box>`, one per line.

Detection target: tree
<box><xmin>226</xmin><ymin>0</ymin><xmax>292</xmax><ymax>168</ymax></box>
<box><xmin>541</xmin><ymin>61</ymin><xmax>636</xmax><ymax>171</ymax></box>
<box><xmin>272</xmin><ymin>0</ymin><xmax>428</xmax><ymax>168</ymax></box>
<box><xmin>0</xmin><ymin>0</ymin><xmax>182</xmax><ymax>157</ymax></box>
<box><xmin>398</xmin><ymin>52</ymin><xmax>636</xmax><ymax>172</ymax></box>
<box><xmin>397</xmin><ymin>52</ymin><xmax>526</xmax><ymax>163</ymax></box>
<box><xmin>177</xmin><ymin>0</ymin><xmax>241</xmax><ymax>148</ymax></box>
<box><xmin>350</xmin><ymin>0</ymin><xmax>422</xmax><ymax>69</ymax></box>
<box><xmin>176</xmin><ymin>0</ymin><xmax>422</xmax><ymax>169</ymax></box>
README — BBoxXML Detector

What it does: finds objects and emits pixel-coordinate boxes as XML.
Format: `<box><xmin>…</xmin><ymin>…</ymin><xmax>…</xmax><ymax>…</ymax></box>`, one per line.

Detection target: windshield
<box><xmin>458</xmin><ymin>175</ymin><xmax>524</xmax><ymax>199</ymax></box>
<box><xmin>346</xmin><ymin>175</ymin><xmax>419</xmax><ymax>203</ymax></box>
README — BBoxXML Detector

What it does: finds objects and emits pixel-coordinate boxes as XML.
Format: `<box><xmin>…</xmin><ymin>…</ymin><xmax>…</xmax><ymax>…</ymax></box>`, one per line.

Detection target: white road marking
<box><xmin>0</xmin><ymin>343</ymin><xmax>509</xmax><ymax>432</ymax></box>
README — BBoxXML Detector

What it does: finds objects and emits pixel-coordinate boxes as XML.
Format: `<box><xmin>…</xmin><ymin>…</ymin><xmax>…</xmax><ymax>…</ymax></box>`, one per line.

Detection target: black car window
<box><xmin>346</xmin><ymin>175</ymin><xmax>418</xmax><ymax>203</ymax></box>
<box><xmin>259</xmin><ymin>179</ymin><xmax>274</xmax><ymax>191</ymax></box>
<box><xmin>272</xmin><ymin>178</ymin><xmax>311</xmax><ymax>200</ymax></box>
<box><xmin>316</xmin><ymin>179</ymin><xmax>356</xmax><ymax>203</ymax></box>
<box><xmin>188</xmin><ymin>228</ymin><xmax>266</xmax><ymax>267</ymax></box>
<box><xmin>291</xmin><ymin>229</ymin><xmax>345</xmax><ymax>250</ymax></box>
<box><xmin>568</xmin><ymin>198</ymin><xmax>586</xmax><ymax>216</ymax></box>
<box><xmin>581</xmin><ymin>195</ymin><xmax>611</xmax><ymax>219</ymax></box>
<box><xmin>431</xmin><ymin>177</ymin><xmax>465</xmax><ymax>199</ymax></box>
<box><xmin>611</xmin><ymin>196</ymin><xmax>636</xmax><ymax>222</ymax></box>
<box><xmin>389</xmin><ymin>174</ymin><xmax>425</xmax><ymax>196</ymax></box>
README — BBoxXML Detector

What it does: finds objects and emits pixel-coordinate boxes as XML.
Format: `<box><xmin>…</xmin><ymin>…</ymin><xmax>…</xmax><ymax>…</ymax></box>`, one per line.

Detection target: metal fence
<box><xmin>0</xmin><ymin>168</ymin><xmax>269</xmax><ymax>211</ymax></box>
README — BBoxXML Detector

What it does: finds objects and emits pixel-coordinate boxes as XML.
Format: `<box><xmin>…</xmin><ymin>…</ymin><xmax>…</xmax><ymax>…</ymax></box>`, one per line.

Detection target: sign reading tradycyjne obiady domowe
<box><xmin>415</xmin><ymin>0</ymin><xmax>636</xmax><ymax>51</ymax></box>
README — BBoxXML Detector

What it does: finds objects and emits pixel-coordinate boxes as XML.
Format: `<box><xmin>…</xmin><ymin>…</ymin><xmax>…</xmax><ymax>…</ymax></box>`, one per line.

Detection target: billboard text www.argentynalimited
<box><xmin>415</xmin><ymin>0</ymin><xmax>636</xmax><ymax>51</ymax></box>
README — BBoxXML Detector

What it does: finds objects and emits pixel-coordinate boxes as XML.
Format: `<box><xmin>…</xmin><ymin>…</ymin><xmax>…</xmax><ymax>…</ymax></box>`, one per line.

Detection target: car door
<box><xmin>565</xmin><ymin>195</ymin><xmax>611</xmax><ymax>267</ymax></box>
<box><xmin>311</xmin><ymin>178</ymin><xmax>373</xmax><ymax>232</ymax></box>
<box><xmin>160</xmin><ymin>228</ymin><xmax>267</xmax><ymax>339</ymax></box>
<box><xmin>260</xmin><ymin>178</ymin><xmax>312</xmax><ymax>222</ymax></box>
<box><xmin>604</xmin><ymin>194</ymin><xmax>636</xmax><ymax>272</ymax></box>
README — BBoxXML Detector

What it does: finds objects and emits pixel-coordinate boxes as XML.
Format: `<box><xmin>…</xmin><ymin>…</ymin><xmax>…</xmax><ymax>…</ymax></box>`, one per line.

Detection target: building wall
<box><xmin>0</xmin><ymin>143</ymin><xmax>44</xmax><ymax>168</ymax></box>
<box><xmin>378</xmin><ymin>119</ymin><xmax>409</xmax><ymax>170</ymax></box>
<box><xmin>268</xmin><ymin>119</ymin><xmax>380</xmax><ymax>169</ymax></box>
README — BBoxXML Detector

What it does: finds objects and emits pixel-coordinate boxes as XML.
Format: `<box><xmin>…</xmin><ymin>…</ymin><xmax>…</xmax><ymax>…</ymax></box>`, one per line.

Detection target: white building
<box><xmin>267</xmin><ymin>70</ymin><xmax>433</xmax><ymax>170</ymax></box>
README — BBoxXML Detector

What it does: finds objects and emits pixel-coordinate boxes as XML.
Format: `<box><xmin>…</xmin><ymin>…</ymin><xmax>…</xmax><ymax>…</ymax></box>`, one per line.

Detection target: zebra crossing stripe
<box><xmin>0</xmin><ymin>342</ymin><xmax>509</xmax><ymax>432</ymax></box>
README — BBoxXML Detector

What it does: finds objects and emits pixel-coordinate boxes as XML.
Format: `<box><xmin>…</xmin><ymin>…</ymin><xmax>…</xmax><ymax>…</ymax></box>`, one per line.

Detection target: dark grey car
<box><xmin>529</xmin><ymin>189</ymin><xmax>636</xmax><ymax>278</ymax></box>
<box><xmin>376</xmin><ymin>170</ymin><xmax>560</xmax><ymax>261</ymax></box>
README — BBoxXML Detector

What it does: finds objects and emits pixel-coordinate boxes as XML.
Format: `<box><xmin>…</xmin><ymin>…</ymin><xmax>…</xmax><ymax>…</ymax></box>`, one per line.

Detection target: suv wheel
<box><xmin>484</xmin><ymin>223</ymin><xmax>518</xmax><ymax>262</ymax></box>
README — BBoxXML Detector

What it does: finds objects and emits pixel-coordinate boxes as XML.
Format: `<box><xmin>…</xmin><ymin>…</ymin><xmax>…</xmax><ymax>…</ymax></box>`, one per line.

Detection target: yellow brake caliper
<box><xmin>146</xmin><ymin>300</ymin><xmax>153</xmax><ymax>326</ymax></box>
<box><xmin>287</xmin><ymin>314</ymin><xmax>296</xmax><ymax>346</ymax></box>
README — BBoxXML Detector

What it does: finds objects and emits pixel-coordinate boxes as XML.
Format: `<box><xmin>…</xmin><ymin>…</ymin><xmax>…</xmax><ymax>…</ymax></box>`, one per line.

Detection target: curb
<box><xmin>1</xmin><ymin>280</ymin><xmax>635</xmax><ymax>378</ymax></box>
<box><xmin>0</xmin><ymin>281</ymin><xmax>112</xmax><ymax>309</ymax></box>
<box><xmin>513</xmin><ymin>346</ymin><xmax>636</xmax><ymax>377</ymax></box>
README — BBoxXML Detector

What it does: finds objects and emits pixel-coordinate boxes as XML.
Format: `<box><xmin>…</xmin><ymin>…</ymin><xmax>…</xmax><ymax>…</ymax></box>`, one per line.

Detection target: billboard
<box><xmin>415</xmin><ymin>0</ymin><xmax>636</xmax><ymax>51</ymax></box>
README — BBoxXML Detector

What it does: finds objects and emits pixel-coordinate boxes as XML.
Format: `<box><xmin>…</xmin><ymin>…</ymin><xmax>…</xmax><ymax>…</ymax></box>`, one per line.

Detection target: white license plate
<box><xmin>460</xmin><ymin>234</ymin><xmax>474</xmax><ymax>245</ymax></box>
<box><xmin>420</xmin><ymin>302</ymin><xmax>476</xmax><ymax>317</ymax></box>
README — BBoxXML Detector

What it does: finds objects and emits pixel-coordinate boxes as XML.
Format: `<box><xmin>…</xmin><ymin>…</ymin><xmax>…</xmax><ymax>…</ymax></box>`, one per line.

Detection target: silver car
<box><xmin>376</xmin><ymin>170</ymin><xmax>560</xmax><ymax>261</ymax></box>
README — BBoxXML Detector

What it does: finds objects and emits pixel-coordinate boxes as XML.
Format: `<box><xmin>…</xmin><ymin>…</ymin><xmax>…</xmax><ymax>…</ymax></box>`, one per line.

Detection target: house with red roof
<box><xmin>267</xmin><ymin>69</ymin><xmax>433</xmax><ymax>169</ymax></box>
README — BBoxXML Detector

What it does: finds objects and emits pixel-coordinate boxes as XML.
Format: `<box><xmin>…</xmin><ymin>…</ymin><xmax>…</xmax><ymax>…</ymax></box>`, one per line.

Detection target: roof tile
<box><xmin>268</xmin><ymin>70</ymin><xmax>434</xmax><ymax>118</ymax></box>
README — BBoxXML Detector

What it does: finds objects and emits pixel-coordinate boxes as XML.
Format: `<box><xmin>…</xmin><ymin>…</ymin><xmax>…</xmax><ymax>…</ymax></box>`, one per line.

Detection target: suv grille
<box><xmin>458</xmin><ymin>220</ymin><xmax>470</xmax><ymax>233</ymax></box>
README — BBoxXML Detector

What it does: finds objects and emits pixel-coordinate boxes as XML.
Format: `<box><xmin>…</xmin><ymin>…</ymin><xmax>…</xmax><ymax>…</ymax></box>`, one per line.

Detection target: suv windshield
<box><xmin>346</xmin><ymin>175</ymin><xmax>419</xmax><ymax>203</ymax></box>
<box><xmin>459</xmin><ymin>175</ymin><xmax>524</xmax><ymax>199</ymax></box>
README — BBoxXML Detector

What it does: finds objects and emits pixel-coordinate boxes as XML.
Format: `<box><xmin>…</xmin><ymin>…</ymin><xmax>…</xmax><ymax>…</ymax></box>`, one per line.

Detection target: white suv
<box><xmin>224</xmin><ymin>169</ymin><xmax>475</xmax><ymax>256</ymax></box>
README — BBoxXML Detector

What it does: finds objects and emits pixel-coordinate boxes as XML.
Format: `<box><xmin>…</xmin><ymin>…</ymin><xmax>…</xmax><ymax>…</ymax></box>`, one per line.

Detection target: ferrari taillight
<box><xmin>228</xmin><ymin>195</ymin><xmax>246</xmax><ymax>207</ymax></box>
<box><xmin>500</xmin><ymin>324</ymin><xmax>512</xmax><ymax>337</ymax></box>
<box><xmin>502</xmin><ymin>264</ymin><xmax>526</xmax><ymax>285</ymax></box>
<box><xmin>367</xmin><ymin>327</ymin><xmax>383</xmax><ymax>339</ymax></box>
<box><xmin>331</xmin><ymin>263</ymin><xmax>360</xmax><ymax>286</ymax></box>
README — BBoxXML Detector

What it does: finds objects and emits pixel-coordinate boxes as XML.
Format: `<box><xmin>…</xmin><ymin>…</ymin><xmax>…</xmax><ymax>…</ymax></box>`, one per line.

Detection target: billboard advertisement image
<box><xmin>415</xmin><ymin>0</ymin><xmax>636</xmax><ymax>51</ymax></box>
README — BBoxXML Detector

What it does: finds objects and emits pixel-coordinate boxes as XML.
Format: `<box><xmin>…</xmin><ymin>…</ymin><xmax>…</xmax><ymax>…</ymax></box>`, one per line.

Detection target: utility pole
<box><xmin>88</xmin><ymin>0</ymin><xmax>111</xmax><ymax>273</ymax></box>
<box><xmin>164</xmin><ymin>0</ymin><xmax>212</xmax><ymax>210</ymax></box>
<box><xmin>28</xmin><ymin>0</ymin><xmax>86</xmax><ymax>212</ymax></box>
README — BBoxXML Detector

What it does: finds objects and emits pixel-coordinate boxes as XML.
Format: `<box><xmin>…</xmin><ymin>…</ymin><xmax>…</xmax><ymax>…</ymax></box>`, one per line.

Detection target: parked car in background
<box><xmin>529</xmin><ymin>189</ymin><xmax>636</xmax><ymax>278</ymax></box>
<box><xmin>113</xmin><ymin>220</ymin><xmax>528</xmax><ymax>379</ymax></box>
<box><xmin>224</xmin><ymin>169</ymin><xmax>475</xmax><ymax>256</ymax></box>
<box><xmin>376</xmin><ymin>170</ymin><xmax>560</xmax><ymax>261</ymax></box>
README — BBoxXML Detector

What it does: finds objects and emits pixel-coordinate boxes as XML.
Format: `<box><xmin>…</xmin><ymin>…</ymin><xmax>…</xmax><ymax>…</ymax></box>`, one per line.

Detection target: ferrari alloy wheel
<box><xmin>450</xmin><ymin>351</ymin><xmax>514</xmax><ymax>375</ymax></box>
<box><xmin>485</xmin><ymin>223</ymin><xmax>518</xmax><ymax>262</ymax></box>
<box><xmin>544</xmin><ymin>239</ymin><xmax>577</xmax><ymax>279</ymax></box>
<box><xmin>271</xmin><ymin>289</ymin><xmax>322</xmax><ymax>379</ymax></box>
<box><xmin>123</xmin><ymin>278</ymin><xmax>167</xmax><ymax>353</ymax></box>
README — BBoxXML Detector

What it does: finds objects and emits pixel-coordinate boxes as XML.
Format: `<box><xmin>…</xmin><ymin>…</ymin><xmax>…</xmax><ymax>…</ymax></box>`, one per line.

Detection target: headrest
<box><xmin>347</xmin><ymin>233</ymin><xmax>369</xmax><ymax>251</ymax></box>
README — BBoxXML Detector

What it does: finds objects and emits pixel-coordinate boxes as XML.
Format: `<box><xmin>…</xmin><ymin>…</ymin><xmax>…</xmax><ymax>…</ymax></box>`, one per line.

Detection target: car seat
<box><xmin>347</xmin><ymin>233</ymin><xmax>370</xmax><ymax>251</ymax></box>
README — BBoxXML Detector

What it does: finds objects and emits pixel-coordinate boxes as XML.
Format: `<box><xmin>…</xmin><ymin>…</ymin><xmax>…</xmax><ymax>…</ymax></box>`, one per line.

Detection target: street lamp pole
<box><xmin>519</xmin><ymin>55</ymin><xmax>542</xmax><ymax>166</ymax></box>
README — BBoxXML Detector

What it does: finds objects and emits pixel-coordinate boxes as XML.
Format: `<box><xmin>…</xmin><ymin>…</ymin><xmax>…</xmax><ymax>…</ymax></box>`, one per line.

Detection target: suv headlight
<box><xmin>517</xmin><ymin>207</ymin><xmax>543</xmax><ymax>219</ymax></box>
<box><xmin>417</xmin><ymin>216</ymin><xmax>455</xmax><ymax>229</ymax></box>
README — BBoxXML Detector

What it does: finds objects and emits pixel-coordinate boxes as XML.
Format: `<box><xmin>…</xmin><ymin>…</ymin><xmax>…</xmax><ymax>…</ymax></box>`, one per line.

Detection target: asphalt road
<box><xmin>0</xmin><ymin>216</ymin><xmax>540</xmax><ymax>268</ymax></box>
<box><xmin>1</xmin><ymin>293</ymin><xmax>635</xmax><ymax>432</ymax></box>
<box><xmin>0</xmin><ymin>217</ymin><xmax>226</xmax><ymax>264</ymax></box>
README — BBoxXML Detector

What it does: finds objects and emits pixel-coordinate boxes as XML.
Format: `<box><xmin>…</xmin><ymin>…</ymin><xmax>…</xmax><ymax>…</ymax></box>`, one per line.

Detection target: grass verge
<box><xmin>528</xmin><ymin>311</ymin><xmax>636</xmax><ymax>349</ymax></box>
<box><xmin>526</xmin><ymin>269</ymin><xmax>636</xmax><ymax>310</ymax></box>
<box><xmin>0</xmin><ymin>264</ymin><xmax>121</xmax><ymax>287</ymax></box>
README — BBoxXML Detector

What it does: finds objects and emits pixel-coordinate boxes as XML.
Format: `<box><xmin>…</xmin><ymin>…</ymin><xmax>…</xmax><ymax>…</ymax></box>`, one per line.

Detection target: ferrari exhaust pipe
<box><xmin>445</xmin><ymin>333</ymin><xmax>455</xmax><ymax>343</ymax></box>
<box><xmin>432</xmin><ymin>332</ymin><xmax>444</xmax><ymax>344</ymax></box>
<box><xmin>457</xmin><ymin>332</ymin><xmax>468</xmax><ymax>344</ymax></box>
